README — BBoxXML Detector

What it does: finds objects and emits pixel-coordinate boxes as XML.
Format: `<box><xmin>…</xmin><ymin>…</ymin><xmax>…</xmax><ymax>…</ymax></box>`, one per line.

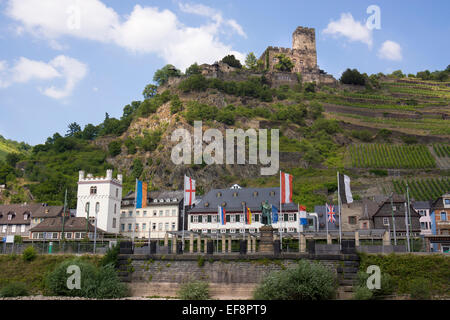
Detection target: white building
<box><xmin>187</xmin><ymin>186</ymin><xmax>302</xmax><ymax>235</ymax></box>
<box><xmin>412</xmin><ymin>201</ymin><xmax>433</xmax><ymax>235</ymax></box>
<box><xmin>120</xmin><ymin>190</ymin><xmax>184</xmax><ymax>239</ymax></box>
<box><xmin>76</xmin><ymin>169</ymin><xmax>122</xmax><ymax>234</ymax></box>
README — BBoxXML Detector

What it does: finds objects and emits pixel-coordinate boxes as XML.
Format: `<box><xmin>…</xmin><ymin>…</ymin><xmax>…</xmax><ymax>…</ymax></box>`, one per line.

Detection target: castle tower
<box><xmin>76</xmin><ymin>169</ymin><xmax>123</xmax><ymax>234</ymax></box>
<box><xmin>292</xmin><ymin>26</ymin><xmax>317</xmax><ymax>71</ymax></box>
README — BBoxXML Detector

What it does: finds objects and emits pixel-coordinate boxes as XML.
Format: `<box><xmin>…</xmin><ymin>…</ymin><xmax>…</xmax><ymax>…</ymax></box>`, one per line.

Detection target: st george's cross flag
<box><xmin>184</xmin><ymin>175</ymin><xmax>196</xmax><ymax>206</ymax></box>
<box><xmin>218</xmin><ymin>206</ymin><xmax>226</xmax><ymax>225</ymax></box>
<box><xmin>338</xmin><ymin>173</ymin><xmax>353</xmax><ymax>204</ymax></box>
<box><xmin>280</xmin><ymin>171</ymin><xmax>293</xmax><ymax>204</ymax></box>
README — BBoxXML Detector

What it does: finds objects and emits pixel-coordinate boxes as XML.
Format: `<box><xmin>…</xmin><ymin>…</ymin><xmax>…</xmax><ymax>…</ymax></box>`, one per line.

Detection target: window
<box><xmin>159</xmin><ymin>210</ymin><xmax>163</xmax><ymax>216</ymax></box>
<box><xmin>135</xmin><ymin>224</ymin><xmax>139</xmax><ymax>231</ymax></box>
<box><xmin>152</xmin><ymin>223</ymin><xmax>156</xmax><ymax>230</ymax></box>
<box><xmin>143</xmin><ymin>211</ymin><xmax>147</xmax><ymax>217</ymax></box>
<box><xmin>21</xmin><ymin>225</ymin><xmax>25</xmax><ymax>233</ymax></box>
<box><xmin>207</xmin><ymin>215</ymin><xmax>212</xmax><ymax>223</ymax></box>
<box><xmin>112</xmin><ymin>218</ymin><xmax>116</xmax><ymax>228</ymax></box>
<box><xmin>90</xmin><ymin>186</ymin><xmax>97</xmax><ymax>194</ymax></box>
<box><xmin>230</xmin><ymin>215</ymin><xmax>235</xmax><ymax>223</ymax></box>
<box><xmin>239</xmin><ymin>228</ymin><xmax>245</xmax><ymax>234</ymax></box>
<box><xmin>128</xmin><ymin>224</ymin><xmax>132</xmax><ymax>231</ymax></box>
<box><xmin>226</xmin><ymin>215</ymin><xmax>230</xmax><ymax>223</ymax></box>
<box><xmin>383</xmin><ymin>217</ymin><xmax>389</xmax><ymax>226</ymax></box>
<box><xmin>198</xmin><ymin>216</ymin><xmax>203</xmax><ymax>223</ymax></box>
<box><xmin>142</xmin><ymin>223</ymin><xmax>146</xmax><ymax>231</ymax></box>
<box><xmin>153</xmin><ymin>210</ymin><xmax>157</xmax><ymax>216</ymax></box>
<box><xmin>172</xmin><ymin>209</ymin><xmax>176</xmax><ymax>216</ymax></box>
<box><xmin>202</xmin><ymin>229</ymin><xmax>208</xmax><ymax>234</ymax></box>
<box><xmin>445</xmin><ymin>199</ymin><xmax>450</xmax><ymax>205</ymax></box>
<box><xmin>136</xmin><ymin>211</ymin><xmax>140</xmax><ymax>216</ymax></box>
<box><xmin>158</xmin><ymin>223</ymin><xmax>162</xmax><ymax>231</ymax></box>
<box><xmin>66</xmin><ymin>232</ymin><xmax>72</xmax><ymax>239</ymax></box>
<box><xmin>116</xmin><ymin>188</ymin><xmax>119</xmax><ymax>198</ymax></box>
<box><xmin>288</xmin><ymin>214</ymin><xmax>295</xmax><ymax>222</ymax></box>
<box><xmin>165</xmin><ymin>210</ymin><xmax>169</xmax><ymax>216</ymax></box>
<box><xmin>220</xmin><ymin>229</ymin><xmax>226</xmax><ymax>233</ymax></box>
<box><xmin>24</xmin><ymin>213</ymin><xmax>29</xmax><ymax>220</ymax></box>
<box><xmin>250</xmin><ymin>229</ymin><xmax>255</xmax><ymax>233</ymax></box>
<box><xmin>192</xmin><ymin>215</ymin><xmax>198</xmax><ymax>223</ymax></box>
<box><xmin>212</xmin><ymin>215</ymin><xmax>217</xmax><ymax>223</ymax></box>
<box><xmin>172</xmin><ymin>222</ymin><xmax>176</xmax><ymax>230</ymax></box>
<box><xmin>121</xmin><ymin>224</ymin><xmax>125</xmax><ymax>232</ymax></box>
<box><xmin>11</xmin><ymin>225</ymin><xmax>16</xmax><ymax>233</ymax></box>
<box><xmin>128</xmin><ymin>211</ymin><xmax>133</xmax><ymax>217</ymax></box>
<box><xmin>230</xmin><ymin>229</ymin><xmax>235</xmax><ymax>233</ymax></box>
<box><xmin>114</xmin><ymin>204</ymin><xmax>117</xmax><ymax>214</ymax></box>
<box><xmin>212</xmin><ymin>229</ymin><xmax>217</xmax><ymax>234</ymax></box>
<box><xmin>284</xmin><ymin>214</ymin><xmax>288</xmax><ymax>221</ymax></box>
<box><xmin>254</xmin><ymin>214</ymin><xmax>259</xmax><ymax>222</ymax></box>
<box><xmin>420</xmin><ymin>222</ymin><xmax>426</xmax><ymax>229</ymax></box>
<box><xmin>288</xmin><ymin>228</ymin><xmax>296</xmax><ymax>232</ymax></box>
<box><xmin>165</xmin><ymin>222</ymin><xmax>169</xmax><ymax>230</ymax></box>
<box><xmin>52</xmin><ymin>233</ymin><xmax>58</xmax><ymax>239</ymax></box>
<box><xmin>348</xmin><ymin>216</ymin><xmax>357</xmax><ymax>225</ymax></box>
<box><xmin>441</xmin><ymin>212</ymin><xmax>447</xmax><ymax>221</ymax></box>
<box><xmin>203</xmin><ymin>215</ymin><xmax>207</xmax><ymax>223</ymax></box>
<box><xmin>363</xmin><ymin>222</ymin><xmax>368</xmax><ymax>229</ymax></box>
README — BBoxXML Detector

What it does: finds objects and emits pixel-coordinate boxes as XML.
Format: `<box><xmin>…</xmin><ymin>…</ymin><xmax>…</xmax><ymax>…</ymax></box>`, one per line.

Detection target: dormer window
<box><xmin>270</xmin><ymin>191</ymin><xmax>275</xmax><ymax>196</ymax></box>
<box><xmin>90</xmin><ymin>186</ymin><xmax>97</xmax><ymax>195</ymax></box>
<box><xmin>253</xmin><ymin>191</ymin><xmax>258</xmax><ymax>197</ymax></box>
<box><xmin>216</xmin><ymin>192</ymin><xmax>222</xmax><ymax>198</ymax></box>
<box><xmin>159</xmin><ymin>199</ymin><xmax>164</xmax><ymax>203</ymax></box>
<box><xmin>166</xmin><ymin>198</ymin><xmax>170</xmax><ymax>202</ymax></box>
<box><xmin>204</xmin><ymin>202</ymin><xmax>209</xmax><ymax>207</ymax></box>
<box><xmin>233</xmin><ymin>192</ymin><xmax>238</xmax><ymax>197</ymax></box>
<box><xmin>24</xmin><ymin>213</ymin><xmax>29</xmax><ymax>220</ymax></box>
<box><xmin>8</xmin><ymin>213</ymin><xmax>13</xmax><ymax>220</ymax></box>
<box><xmin>153</xmin><ymin>199</ymin><xmax>157</xmax><ymax>203</ymax></box>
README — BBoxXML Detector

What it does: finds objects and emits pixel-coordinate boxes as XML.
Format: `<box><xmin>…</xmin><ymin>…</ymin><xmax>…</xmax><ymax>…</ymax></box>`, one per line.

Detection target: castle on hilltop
<box><xmin>260</xmin><ymin>26</ymin><xmax>318</xmax><ymax>73</ymax></box>
<box><xmin>258</xmin><ymin>26</ymin><xmax>335</xmax><ymax>85</ymax></box>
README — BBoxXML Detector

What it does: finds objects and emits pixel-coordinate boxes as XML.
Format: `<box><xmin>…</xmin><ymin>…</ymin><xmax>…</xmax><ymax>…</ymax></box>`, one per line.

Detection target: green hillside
<box><xmin>1</xmin><ymin>63</ymin><xmax>449</xmax><ymax>208</ymax></box>
<box><xmin>0</xmin><ymin>135</ymin><xmax>31</xmax><ymax>161</ymax></box>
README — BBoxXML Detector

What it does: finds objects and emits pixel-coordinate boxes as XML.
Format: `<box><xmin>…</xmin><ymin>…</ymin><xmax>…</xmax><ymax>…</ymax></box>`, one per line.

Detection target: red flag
<box><xmin>280</xmin><ymin>171</ymin><xmax>293</xmax><ymax>204</ymax></box>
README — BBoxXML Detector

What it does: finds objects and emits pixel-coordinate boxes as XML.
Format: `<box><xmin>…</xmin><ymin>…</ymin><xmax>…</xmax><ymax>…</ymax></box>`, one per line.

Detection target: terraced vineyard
<box><xmin>433</xmin><ymin>144</ymin><xmax>450</xmax><ymax>157</ymax></box>
<box><xmin>392</xmin><ymin>178</ymin><xmax>450</xmax><ymax>200</ymax></box>
<box><xmin>349</xmin><ymin>144</ymin><xmax>436</xmax><ymax>169</ymax></box>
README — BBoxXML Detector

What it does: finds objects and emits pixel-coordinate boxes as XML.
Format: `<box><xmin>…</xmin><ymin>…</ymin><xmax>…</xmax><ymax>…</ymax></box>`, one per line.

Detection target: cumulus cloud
<box><xmin>5</xmin><ymin>0</ymin><xmax>246</xmax><ymax>70</ymax></box>
<box><xmin>0</xmin><ymin>55</ymin><xmax>87</xmax><ymax>98</ymax></box>
<box><xmin>323</xmin><ymin>13</ymin><xmax>373</xmax><ymax>48</ymax></box>
<box><xmin>378</xmin><ymin>40</ymin><xmax>402</xmax><ymax>61</ymax></box>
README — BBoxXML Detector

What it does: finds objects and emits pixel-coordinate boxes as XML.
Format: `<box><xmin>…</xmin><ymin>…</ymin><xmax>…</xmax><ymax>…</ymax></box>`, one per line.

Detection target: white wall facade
<box><xmin>120</xmin><ymin>204</ymin><xmax>180</xmax><ymax>239</ymax></box>
<box><xmin>76</xmin><ymin>170</ymin><xmax>122</xmax><ymax>234</ymax></box>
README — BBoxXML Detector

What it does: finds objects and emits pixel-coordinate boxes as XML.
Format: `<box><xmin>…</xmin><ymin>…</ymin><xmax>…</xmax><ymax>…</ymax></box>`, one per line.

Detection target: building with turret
<box><xmin>75</xmin><ymin>169</ymin><xmax>122</xmax><ymax>234</ymax></box>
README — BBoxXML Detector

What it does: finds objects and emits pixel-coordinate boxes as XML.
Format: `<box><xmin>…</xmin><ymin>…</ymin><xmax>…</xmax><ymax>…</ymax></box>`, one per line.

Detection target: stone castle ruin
<box><xmin>166</xmin><ymin>26</ymin><xmax>336</xmax><ymax>88</ymax></box>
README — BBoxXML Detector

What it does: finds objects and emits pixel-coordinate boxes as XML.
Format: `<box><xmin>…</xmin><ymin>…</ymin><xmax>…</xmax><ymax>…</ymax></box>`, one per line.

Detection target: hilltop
<box><xmin>0</xmin><ymin>58</ymin><xmax>449</xmax><ymax>209</ymax></box>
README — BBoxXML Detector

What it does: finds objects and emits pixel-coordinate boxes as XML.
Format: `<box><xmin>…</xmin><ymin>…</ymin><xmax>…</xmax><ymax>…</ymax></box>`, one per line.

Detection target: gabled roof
<box><xmin>412</xmin><ymin>201</ymin><xmax>432</xmax><ymax>210</ymax></box>
<box><xmin>31</xmin><ymin>205</ymin><xmax>64</xmax><ymax>218</ymax></box>
<box><xmin>0</xmin><ymin>203</ymin><xmax>42</xmax><ymax>225</ymax></box>
<box><xmin>188</xmin><ymin>187</ymin><xmax>298</xmax><ymax>213</ymax></box>
<box><xmin>431</xmin><ymin>194</ymin><xmax>450</xmax><ymax>209</ymax></box>
<box><xmin>30</xmin><ymin>217</ymin><xmax>102</xmax><ymax>233</ymax></box>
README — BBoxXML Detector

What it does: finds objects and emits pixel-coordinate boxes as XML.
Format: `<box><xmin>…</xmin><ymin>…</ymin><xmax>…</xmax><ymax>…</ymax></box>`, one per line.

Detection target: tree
<box><xmin>108</xmin><ymin>140</ymin><xmax>122</xmax><ymax>157</ymax></box>
<box><xmin>66</xmin><ymin>122</ymin><xmax>81</xmax><ymax>137</ymax></box>
<box><xmin>340</xmin><ymin>68</ymin><xmax>366</xmax><ymax>85</ymax></box>
<box><xmin>245</xmin><ymin>52</ymin><xmax>257</xmax><ymax>70</ymax></box>
<box><xmin>221</xmin><ymin>55</ymin><xmax>242</xmax><ymax>68</ymax></box>
<box><xmin>81</xmin><ymin>124</ymin><xmax>98</xmax><ymax>140</ymax></box>
<box><xmin>131</xmin><ymin>159</ymin><xmax>143</xmax><ymax>179</ymax></box>
<box><xmin>5</xmin><ymin>153</ymin><xmax>21</xmax><ymax>167</ymax></box>
<box><xmin>274</xmin><ymin>54</ymin><xmax>294</xmax><ymax>72</ymax></box>
<box><xmin>185</xmin><ymin>63</ymin><xmax>202</xmax><ymax>76</ymax></box>
<box><xmin>153</xmin><ymin>64</ymin><xmax>182</xmax><ymax>86</ymax></box>
<box><xmin>142</xmin><ymin>84</ymin><xmax>157</xmax><ymax>100</ymax></box>
<box><xmin>390</xmin><ymin>70</ymin><xmax>405</xmax><ymax>78</ymax></box>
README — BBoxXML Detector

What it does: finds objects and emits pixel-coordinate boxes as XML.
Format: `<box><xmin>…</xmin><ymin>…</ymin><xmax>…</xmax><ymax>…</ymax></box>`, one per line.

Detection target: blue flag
<box><xmin>271</xmin><ymin>205</ymin><xmax>278</xmax><ymax>223</ymax></box>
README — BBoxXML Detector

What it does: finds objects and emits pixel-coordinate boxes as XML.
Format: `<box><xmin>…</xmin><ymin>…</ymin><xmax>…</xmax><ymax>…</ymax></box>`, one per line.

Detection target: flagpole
<box><xmin>326</xmin><ymin>203</ymin><xmax>329</xmax><ymax>240</ymax></box>
<box><xmin>133</xmin><ymin>178</ymin><xmax>138</xmax><ymax>245</ymax></box>
<box><xmin>279</xmin><ymin>170</ymin><xmax>283</xmax><ymax>251</ymax></box>
<box><xmin>337</xmin><ymin>172</ymin><xmax>342</xmax><ymax>250</ymax></box>
<box><xmin>182</xmin><ymin>175</ymin><xmax>186</xmax><ymax>252</ymax></box>
<box><xmin>298</xmin><ymin>204</ymin><xmax>301</xmax><ymax>251</ymax></box>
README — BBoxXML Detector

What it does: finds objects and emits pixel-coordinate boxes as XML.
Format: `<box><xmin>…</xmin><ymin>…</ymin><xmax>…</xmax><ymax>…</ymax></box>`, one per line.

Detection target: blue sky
<box><xmin>0</xmin><ymin>0</ymin><xmax>449</xmax><ymax>145</ymax></box>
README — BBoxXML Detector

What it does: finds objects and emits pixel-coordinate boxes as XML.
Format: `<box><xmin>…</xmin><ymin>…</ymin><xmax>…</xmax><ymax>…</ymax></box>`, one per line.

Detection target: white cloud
<box><xmin>5</xmin><ymin>0</ymin><xmax>246</xmax><ymax>70</ymax></box>
<box><xmin>0</xmin><ymin>55</ymin><xmax>87</xmax><ymax>98</ymax></box>
<box><xmin>378</xmin><ymin>40</ymin><xmax>402</xmax><ymax>61</ymax></box>
<box><xmin>323</xmin><ymin>13</ymin><xmax>373</xmax><ymax>48</ymax></box>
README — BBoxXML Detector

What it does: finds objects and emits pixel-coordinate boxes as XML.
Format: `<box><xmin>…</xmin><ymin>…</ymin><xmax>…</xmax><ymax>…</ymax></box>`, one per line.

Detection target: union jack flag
<box><xmin>326</xmin><ymin>204</ymin><xmax>336</xmax><ymax>223</ymax></box>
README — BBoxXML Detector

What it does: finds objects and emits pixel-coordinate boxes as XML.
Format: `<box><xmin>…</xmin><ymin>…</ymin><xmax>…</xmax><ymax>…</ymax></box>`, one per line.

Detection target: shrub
<box><xmin>352</xmin><ymin>130</ymin><xmax>373</xmax><ymax>142</ymax></box>
<box><xmin>401</xmin><ymin>135</ymin><xmax>418</xmax><ymax>144</ymax></box>
<box><xmin>177</xmin><ymin>280</ymin><xmax>210</xmax><ymax>300</ymax></box>
<box><xmin>221</xmin><ymin>55</ymin><xmax>242</xmax><ymax>68</ymax></box>
<box><xmin>45</xmin><ymin>259</ymin><xmax>127</xmax><ymax>299</ymax></box>
<box><xmin>100</xmin><ymin>243</ymin><xmax>120</xmax><ymax>268</ymax></box>
<box><xmin>108</xmin><ymin>140</ymin><xmax>122</xmax><ymax>157</ymax></box>
<box><xmin>0</xmin><ymin>282</ymin><xmax>28</xmax><ymax>297</ymax></box>
<box><xmin>409</xmin><ymin>278</ymin><xmax>432</xmax><ymax>300</ymax></box>
<box><xmin>253</xmin><ymin>260</ymin><xmax>337</xmax><ymax>300</ymax></box>
<box><xmin>304</xmin><ymin>82</ymin><xmax>316</xmax><ymax>93</ymax></box>
<box><xmin>340</xmin><ymin>68</ymin><xmax>366</xmax><ymax>85</ymax></box>
<box><xmin>124</xmin><ymin>139</ymin><xmax>136</xmax><ymax>154</ymax></box>
<box><xmin>353</xmin><ymin>286</ymin><xmax>373</xmax><ymax>300</ymax></box>
<box><xmin>378</xmin><ymin>129</ymin><xmax>392</xmax><ymax>141</ymax></box>
<box><xmin>22</xmin><ymin>246</ymin><xmax>37</xmax><ymax>262</ymax></box>
<box><xmin>356</xmin><ymin>271</ymin><xmax>395</xmax><ymax>299</ymax></box>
